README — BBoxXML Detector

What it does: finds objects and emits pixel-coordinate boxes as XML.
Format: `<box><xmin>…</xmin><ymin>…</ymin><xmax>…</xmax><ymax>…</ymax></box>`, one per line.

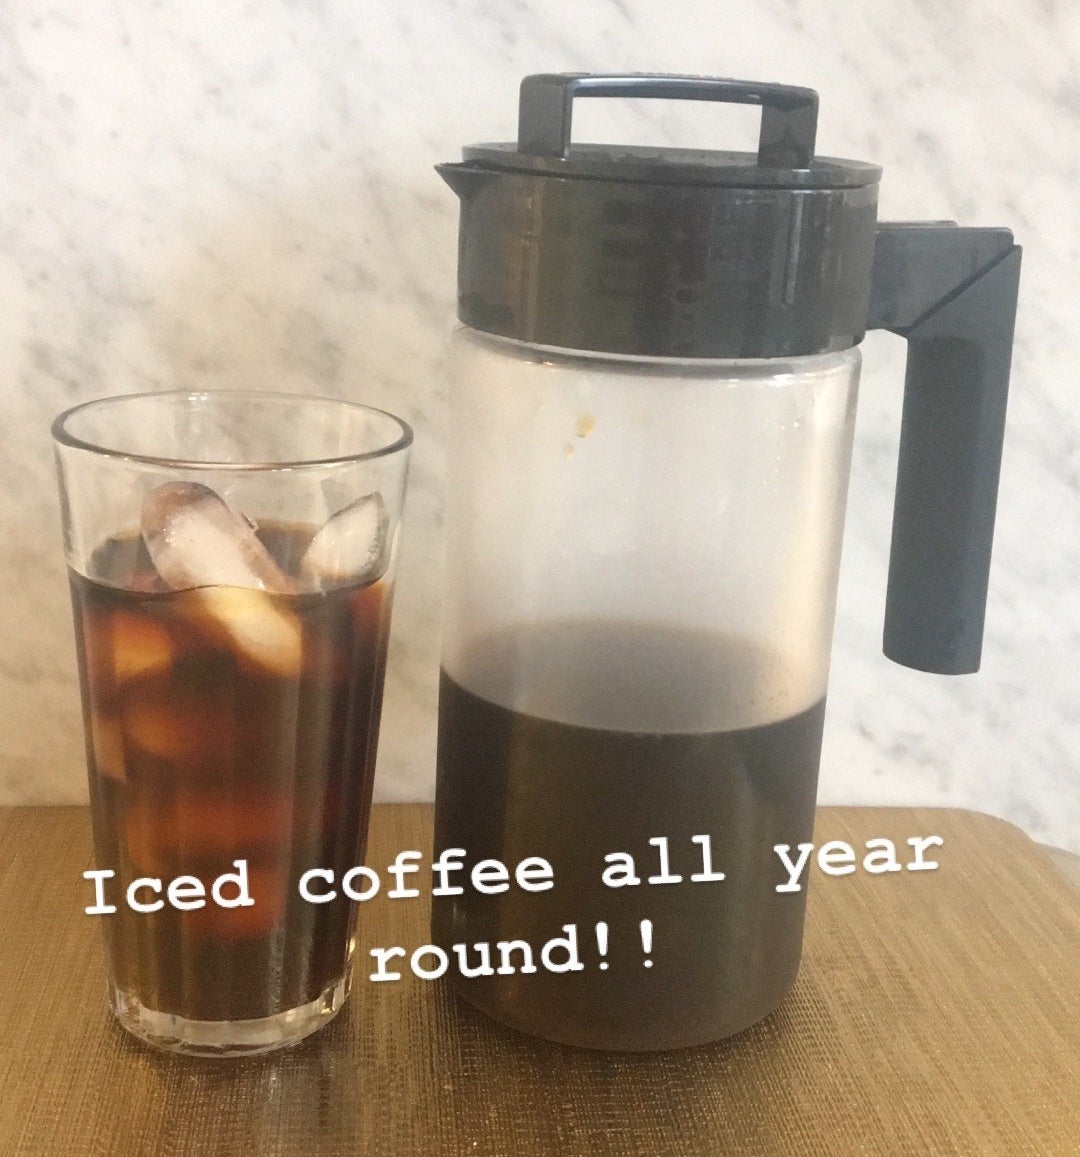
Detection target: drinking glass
<box><xmin>53</xmin><ymin>390</ymin><xmax>412</xmax><ymax>1056</ymax></box>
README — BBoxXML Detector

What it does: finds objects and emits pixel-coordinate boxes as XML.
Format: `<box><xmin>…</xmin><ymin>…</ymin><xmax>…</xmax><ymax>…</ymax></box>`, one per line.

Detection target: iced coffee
<box><xmin>54</xmin><ymin>392</ymin><xmax>411</xmax><ymax>1056</ymax></box>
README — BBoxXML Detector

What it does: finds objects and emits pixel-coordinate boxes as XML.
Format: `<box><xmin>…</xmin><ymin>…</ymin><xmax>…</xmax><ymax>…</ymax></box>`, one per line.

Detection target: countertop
<box><xmin>1</xmin><ymin>803</ymin><xmax>1077</xmax><ymax>1155</ymax></box>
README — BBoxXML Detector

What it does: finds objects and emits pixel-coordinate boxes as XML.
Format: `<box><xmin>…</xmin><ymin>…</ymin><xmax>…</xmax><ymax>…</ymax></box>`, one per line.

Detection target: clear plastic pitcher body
<box><xmin>442</xmin><ymin>330</ymin><xmax>859</xmax><ymax>728</ymax></box>
<box><xmin>434</xmin><ymin>329</ymin><xmax>860</xmax><ymax>1050</ymax></box>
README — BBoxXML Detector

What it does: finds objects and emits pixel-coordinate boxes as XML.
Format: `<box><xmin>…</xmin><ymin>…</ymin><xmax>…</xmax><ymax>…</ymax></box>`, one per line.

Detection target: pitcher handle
<box><xmin>868</xmin><ymin>223</ymin><xmax>1022</xmax><ymax>674</ymax></box>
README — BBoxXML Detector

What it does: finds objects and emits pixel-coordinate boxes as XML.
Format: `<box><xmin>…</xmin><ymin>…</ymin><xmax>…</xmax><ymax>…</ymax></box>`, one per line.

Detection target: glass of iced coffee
<box><xmin>53</xmin><ymin>391</ymin><xmax>412</xmax><ymax>1057</ymax></box>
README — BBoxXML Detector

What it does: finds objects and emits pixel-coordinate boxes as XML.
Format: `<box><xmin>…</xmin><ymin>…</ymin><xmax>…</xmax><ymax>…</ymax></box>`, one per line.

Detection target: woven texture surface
<box><xmin>0</xmin><ymin>803</ymin><xmax>1077</xmax><ymax>1155</ymax></box>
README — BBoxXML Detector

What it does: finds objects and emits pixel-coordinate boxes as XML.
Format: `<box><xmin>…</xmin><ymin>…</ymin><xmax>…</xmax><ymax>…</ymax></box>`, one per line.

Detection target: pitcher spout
<box><xmin>436</xmin><ymin>163</ymin><xmax>492</xmax><ymax>200</ymax></box>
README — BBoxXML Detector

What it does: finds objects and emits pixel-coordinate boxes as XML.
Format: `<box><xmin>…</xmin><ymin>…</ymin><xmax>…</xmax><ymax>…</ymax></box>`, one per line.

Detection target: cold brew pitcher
<box><xmin>433</xmin><ymin>74</ymin><xmax>1021</xmax><ymax>1050</ymax></box>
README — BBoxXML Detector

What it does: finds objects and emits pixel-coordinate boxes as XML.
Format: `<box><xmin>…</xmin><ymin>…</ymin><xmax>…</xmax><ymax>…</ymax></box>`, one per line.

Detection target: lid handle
<box><xmin>868</xmin><ymin>223</ymin><xmax>1022</xmax><ymax>674</ymax></box>
<box><xmin>518</xmin><ymin>73</ymin><xmax>818</xmax><ymax>168</ymax></box>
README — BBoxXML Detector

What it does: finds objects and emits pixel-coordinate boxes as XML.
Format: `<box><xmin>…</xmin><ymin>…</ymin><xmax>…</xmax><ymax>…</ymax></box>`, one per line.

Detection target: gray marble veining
<box><xmin>0</xmin><ymin>0</ymin><xmax>1076</xmax><ymax>850</ymax></box>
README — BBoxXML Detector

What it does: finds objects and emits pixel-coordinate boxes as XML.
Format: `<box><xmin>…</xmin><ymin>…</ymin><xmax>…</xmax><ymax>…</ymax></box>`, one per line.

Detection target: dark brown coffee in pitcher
<box><xmin>434</xmin><ymin>621</ymin><xmax>825</xmax><ymax>1049</ymax></box>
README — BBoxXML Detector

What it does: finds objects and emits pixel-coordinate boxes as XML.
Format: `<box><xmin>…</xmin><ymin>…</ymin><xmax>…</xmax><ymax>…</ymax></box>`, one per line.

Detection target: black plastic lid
<box><xmin>440</xmin><ymin>74</ymin><xmax>884</xmax><ymax>358</ymax></box>
<box><xmin>462</xmin><ymin>141</ymin><xmax>879</xmax><ymax>189</ymax></box>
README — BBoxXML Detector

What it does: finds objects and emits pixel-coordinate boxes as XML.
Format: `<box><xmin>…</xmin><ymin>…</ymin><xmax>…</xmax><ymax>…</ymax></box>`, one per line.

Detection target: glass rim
<box><xmin>51</xmin><ymin>389</ymin><xmax>414</xmax><ymax>471</ymax></box>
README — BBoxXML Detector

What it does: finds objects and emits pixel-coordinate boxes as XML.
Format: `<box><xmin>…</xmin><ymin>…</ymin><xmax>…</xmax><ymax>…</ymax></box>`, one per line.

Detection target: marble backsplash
<box><xmin>0</xmin><ymin>1</ymin><xmax>1076</xmax><ymax>850</ymax></box>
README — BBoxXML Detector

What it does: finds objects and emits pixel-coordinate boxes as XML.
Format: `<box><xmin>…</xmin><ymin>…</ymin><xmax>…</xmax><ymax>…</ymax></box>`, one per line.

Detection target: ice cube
<box><xmin>89</xmin><ymin>712</ymin><xmax>127</xmax><ymax>783</ymax></box>
<box><xmin>141</xmin><ymin>482</ymin><xmax>302</xmax><ymax>674</ymax></box>
<box><xmin>130</xmin><ymin>790</ymin><xmax>290</xmax><ymax>856</ymax></box>
<box><xmin>107</xmin><ymin>611</ymin><xmax>173</xmax><ymax>682</ymax></box>
<box><xmin>141</xmin><ymin>482</ymin><xmax>295</xmax><ymax>594</ymax></box>
<box><xmin>352</xmin><ymin>576</ymin><xmax>389</xmax><ymax>640</ymax></box>
<box><xmin>121</xmin><ymin>677</ymin><xmax>232</xmax><ymax>765</ymax></box>
<box><xmin>300</xmin><ymin>492</ymin><xmax>390</xmax><ymax>587</ymax></box>
<box><xmin>190</xmin><ymin>586</ymin><xmax>303</xmax><ymax>677</ymax></box>
<box><xmin>125</xmin><ymin>789</ymin><xmax>293</xmax><ymax>876</ymax></box>
<box><xmin>124</xmin><ymin>800</ymin><xmax>168</xmax><ymax>875</ymax></box>
<box><xmin>186</xmin><ymin>862</ymin><xmax>288</xmax><ymax>941</ymax></box>
<box><xmin>122</xmin><ymin>695</ymin><xmax>195</xmax><ymax>762</ymax></box>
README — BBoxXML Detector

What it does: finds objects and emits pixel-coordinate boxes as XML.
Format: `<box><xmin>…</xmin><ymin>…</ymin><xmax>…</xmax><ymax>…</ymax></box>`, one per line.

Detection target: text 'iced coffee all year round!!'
<box><xmin>81</xmin><ymin>832</ymin><xmax>945</xmax><ymax>982</ymax></box>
